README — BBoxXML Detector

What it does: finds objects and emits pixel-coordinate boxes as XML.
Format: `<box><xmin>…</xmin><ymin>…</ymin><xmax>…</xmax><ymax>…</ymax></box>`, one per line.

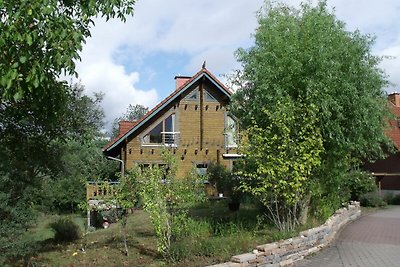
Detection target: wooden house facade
<box><xmin>103</xmin><ymin>67</ymin><xmax>240</xmax><ymax>181</ymax></box>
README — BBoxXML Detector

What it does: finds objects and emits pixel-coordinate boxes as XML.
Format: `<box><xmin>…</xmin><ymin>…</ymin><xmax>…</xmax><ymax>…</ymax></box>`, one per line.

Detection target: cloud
<box><xmin>77</xmin><ymin>59</ymin><xmax>158</xmax><ymax>126</ymax></box>
<box><xmin>76</xmin><ymin>0</ymin><xmax>400</xmax><ymax>131</ymax></box>
<box><xmin>75</xmin><ymin>18</ymin><xmax>159</xmax><ymax>131</ymax></box>
<box><xmin>75</xmin><ymin>0</ymin><xmax>263</xmax><ymax>130</ymax></box>
<box><xmin>380</xmin><ymin>42</ymin><xmax>400</xmax><ymax>92</ymax></box>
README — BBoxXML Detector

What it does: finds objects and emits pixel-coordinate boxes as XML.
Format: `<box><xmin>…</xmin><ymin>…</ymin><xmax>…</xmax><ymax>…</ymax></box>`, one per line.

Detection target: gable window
<box><xmin>205</xmin><ymin>91</ymin><xmax>218</xmax><ymax>102</ymax></box>
<box><xmin>143</xmin><ymin>114</ymin><xmax>179</xmax><ymax>146</ymax></box>
<box><xmin>186</xmin><ymin>90</ymin><xmax>198</xmax><ymax>101</ymax></box>
<box><xmin>225</xmin><ymin>115</ymin><xmax>238</xmax><ymax>148</ymax></box>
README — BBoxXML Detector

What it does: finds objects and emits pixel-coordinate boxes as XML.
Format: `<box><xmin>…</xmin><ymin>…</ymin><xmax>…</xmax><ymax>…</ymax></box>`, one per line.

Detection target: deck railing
<box><xmin>161</xmin><ymin>131</ymin><xmax>180</xmax><ymax>147</ymax></box>
<box><xmin>86</xmin><ymin>181</ymin><xmax>120</xmax><ymax>200</ymax></box>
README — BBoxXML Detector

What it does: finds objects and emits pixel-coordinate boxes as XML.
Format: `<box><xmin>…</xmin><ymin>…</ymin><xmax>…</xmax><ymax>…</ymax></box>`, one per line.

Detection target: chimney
<box><xmin>174</xmin><ymin>75</ymin><xmax>191</xmax><ymax>90</ymax></box>
<box><xmin>388</xmin><ymin>92</ymin><xmax>400</xmax><ymax>107</ymax></box>
<box><xmin>118</xmin><ymin>120</ymin><xmax>136</xmax><ymax>135</ymax></box>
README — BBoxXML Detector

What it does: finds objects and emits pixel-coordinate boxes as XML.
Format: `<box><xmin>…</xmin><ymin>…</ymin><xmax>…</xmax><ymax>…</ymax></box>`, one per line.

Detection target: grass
<box><xmin>26</xmin><ymin>200</ymin><xmax>322</xmax><ymax>267</ymax></box>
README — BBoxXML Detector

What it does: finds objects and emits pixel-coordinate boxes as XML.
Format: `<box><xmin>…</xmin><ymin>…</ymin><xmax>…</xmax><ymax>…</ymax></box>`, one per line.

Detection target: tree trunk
<box><xmin>299</xmin><ymin>194</ymin><xmax>311</xmax><ymax>225</ymax></box>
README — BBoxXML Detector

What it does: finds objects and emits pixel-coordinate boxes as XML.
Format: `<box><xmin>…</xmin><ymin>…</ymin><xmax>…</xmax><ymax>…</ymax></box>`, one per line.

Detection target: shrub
<box><xmin>49</xmin><ymin>217</ymin><xmax>81</xmax><ymax>242</ymax></box>
<box><xmin>383</xmin><ymin>192</ymin><xmax>400</xmax><ymax>205</ymax></box>
<box><xmin>207</xmin><ymin>162</ymin><xmax>242</xmax><ymax>204</ymax></box>
<box><xmin>360</xmin><ymin>192</ymin><xmax>386</xmax><ymax>207</ymax></box>
<box><xmin>392</xmin><ymin>194</ymin><xmax>400</xmax><ymax>205</ymax></box>
<box><xmin>344</xmin><ymin>170</ymin><xmax>377</xmax><ymax>201</ymax></box>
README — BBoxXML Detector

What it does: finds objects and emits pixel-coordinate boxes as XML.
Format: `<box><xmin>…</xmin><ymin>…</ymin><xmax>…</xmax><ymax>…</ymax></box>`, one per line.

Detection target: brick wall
<box><xmin>124</xmin><ymin>84</ymin><xmax>237</xmax><ymax>181</ymax></box>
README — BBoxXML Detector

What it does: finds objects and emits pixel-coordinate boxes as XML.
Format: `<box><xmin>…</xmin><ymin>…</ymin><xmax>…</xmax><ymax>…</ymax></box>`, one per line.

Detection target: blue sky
<box><xmin>74</xmin><ymin>0</ymin><xmax>400</xmax><ymax>131</ymax></box>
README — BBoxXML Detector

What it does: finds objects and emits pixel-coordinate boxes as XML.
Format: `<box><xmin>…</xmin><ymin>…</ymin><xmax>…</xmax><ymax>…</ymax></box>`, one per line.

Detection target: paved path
<box><xmin>294</xmin><ymin>206</ymin><xmax>400</xmax><ymax>267</ymax></box>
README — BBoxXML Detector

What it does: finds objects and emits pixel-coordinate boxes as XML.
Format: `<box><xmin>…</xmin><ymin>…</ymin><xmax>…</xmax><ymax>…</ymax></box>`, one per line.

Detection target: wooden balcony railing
<box><xmin>86</xmin><ymin>181</ymin><xmax>119</xmax><ymax>201</ymax></box>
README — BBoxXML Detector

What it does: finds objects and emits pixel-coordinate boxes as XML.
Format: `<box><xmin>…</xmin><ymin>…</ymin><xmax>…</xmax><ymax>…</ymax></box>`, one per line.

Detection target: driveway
<box><xmin>294</xmin><ymin>206</ymin><xmax>400</xmax><ymax>267</ymax></box>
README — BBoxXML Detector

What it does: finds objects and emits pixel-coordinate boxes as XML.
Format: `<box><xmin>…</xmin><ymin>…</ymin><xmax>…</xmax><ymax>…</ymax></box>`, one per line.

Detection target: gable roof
<box><xmin>103</xmin><ymin>67</ymin><xmax>232</xmax><ymax>153</ymax></box>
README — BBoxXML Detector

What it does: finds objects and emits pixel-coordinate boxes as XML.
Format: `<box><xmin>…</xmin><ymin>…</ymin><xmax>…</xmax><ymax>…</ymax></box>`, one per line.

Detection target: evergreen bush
<box><xmin>49</xmin><ymin>217</ymin><xmax>81</xmax><ymax>243</ymax></box>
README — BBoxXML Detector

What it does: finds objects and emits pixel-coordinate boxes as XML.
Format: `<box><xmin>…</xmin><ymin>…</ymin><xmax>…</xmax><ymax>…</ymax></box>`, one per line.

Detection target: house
<box><xmin>363</xmin><ymin>92</ymin><xmax>400</xmax><ymax>195</ymax></box>
<box><xmin>102</xmin><ymin>67</ymin><xmax>241</xmax><ymax>183</ymax></box>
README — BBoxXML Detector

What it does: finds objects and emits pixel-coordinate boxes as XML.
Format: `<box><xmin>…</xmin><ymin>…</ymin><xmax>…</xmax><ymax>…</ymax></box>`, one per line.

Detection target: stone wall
<box><xmin>207</xmin><ymin>201</ymin><xmax>361</xmax><ymax>267</ymax></box>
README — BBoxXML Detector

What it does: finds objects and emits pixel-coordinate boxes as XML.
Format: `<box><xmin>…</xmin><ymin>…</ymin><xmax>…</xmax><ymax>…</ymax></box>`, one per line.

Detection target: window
<box><xmin>143</xmin><ymin>121</ymin><xmax>162</xmax><ymax>144</ymax></box>
<box><xmin>143</xmin><ymin>114</ymin><xmax>178</xmax><ymax>146</ymax></box>
<box><xmin>186</xmin><ymin>90</ymin><xmax>198</xmax><ymax>101</ymax></box>
<box><xmin>225</xmin><ymin>115</ymin><xmax>238</xmax><ymax>148</ymax></box>
<box><xmin>205</xmin><ymin>91</ymin><xmax>217</xmax><ymax>102</ymax></box>
<box><xmin>196</xmin><ymin>163</ymin><xmax>208</xmax><ymax>176</ymax></box>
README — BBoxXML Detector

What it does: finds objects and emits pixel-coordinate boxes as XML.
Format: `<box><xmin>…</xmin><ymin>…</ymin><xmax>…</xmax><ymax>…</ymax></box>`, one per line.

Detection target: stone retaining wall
<box><xmin>207</xmin><ymin>201</ymin><xmax>361</xmax><ymax>267</ymax></box>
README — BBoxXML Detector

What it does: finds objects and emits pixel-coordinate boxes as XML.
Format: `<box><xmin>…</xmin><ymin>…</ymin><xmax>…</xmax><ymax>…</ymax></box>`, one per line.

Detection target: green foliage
<box><xmin>231</xmin><ymin>1</ymin><xmax>390</xmax><ymax>226</ymax></box>
<box><xmin>207</xmin><ymin>162</ymin><xmax>242</xmax><ymax>203</ymax></box>
<box><xmin>383</xmin><ymin>193</ymin><xmax>400</xmax><ymax>205</ymax></box>
<box><xmin>236</xmin><ymin>100</ymin><xmax>323</xmax><ymax>230</ymax></box>
<box><xmin>0</xmin><ymin>0</ymin><xmax>136</xmax><ymax>101</ymax></box>
<box><xmin>1</xmin><ymin>1</ymin><xmax>135</xmax><ymax>262</ymax></box>
<box><xmin>116</xmin><ymin>168</ymin><xmax>142</xmax><ymax>211</ymax></box>
<box><xmin>0</xmin><ymin>83</ymin><xmax>114</xmax><ymax>259</ymax></box>
<box><xmin>343</xmin><ymin>170</ymin><xmax>377</xmax><ymax>201</ymax></box>
<box><xmin>360</xmin><ymin>192</ymin><xmax>386</xmax><ymax>207</ymax></box>
<box><xmin>139</xmin><ymin>150</ymin><xmax>206</xmax><ymax>259</ymax></box>
<box><xmin>0</xmin><ymin>193</ymin><xmax>39</xmax><ymax>265</ymax></box>
<box><xmin>49</xmin><ymin>217</ymin><xmax>81</xmax><ymax>243</ymax></box>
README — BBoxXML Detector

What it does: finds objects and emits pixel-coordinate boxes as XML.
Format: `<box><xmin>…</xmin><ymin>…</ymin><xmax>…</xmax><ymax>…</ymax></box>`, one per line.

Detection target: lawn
<box><xmin>26</xmin><ymin>200</ymin><xmax>322</xmax><ymax>267</ymax></box>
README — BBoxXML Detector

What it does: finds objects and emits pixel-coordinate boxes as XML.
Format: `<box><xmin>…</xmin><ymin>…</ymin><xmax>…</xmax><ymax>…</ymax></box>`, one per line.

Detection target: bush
<box><xmin>49</xmin><ymin>217</ymin><xmax>81</xmax><ymax>242</ymax></box>
<box><xmin>207</xmin><ymin>162</ymin><xmax>242</xmax><ymax>203</ymax></box>
<box><xmin>344</xmin><ymin>170</ymin><xmax>377</xmax><ymax>201</ymax></box>
<box><xmin>383</xmin><ymin>192</ymin><xmax>400</xmax><ymax>205</ymax></box>
<box><xmin>360</xmin><ymin>192</ymin><xmax>386</xmax><ymax>207</ymax></box>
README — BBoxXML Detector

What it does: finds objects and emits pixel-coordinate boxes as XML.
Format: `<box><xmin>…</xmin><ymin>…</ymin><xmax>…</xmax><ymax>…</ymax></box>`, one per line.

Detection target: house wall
<box><xmin>123</xmin><ymin>84</ymin><xmax>237</xmax><ymax>185</ymax></box>
<box><xmin>364</xmin><ymin>153</ymin><xmax>400</xmax><ymax>174</ymax></box>
<box><xmin>364</xmin><ymin>153</ymin><xmax>400</xmax><ymax>191</ymax></box>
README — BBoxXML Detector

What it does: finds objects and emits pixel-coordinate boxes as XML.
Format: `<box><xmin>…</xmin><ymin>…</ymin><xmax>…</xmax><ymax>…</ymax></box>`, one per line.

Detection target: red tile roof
<box><xmin>102</xmin><ymin>67</ymin><xmax>232</xmax><ymax>152</ymax></box>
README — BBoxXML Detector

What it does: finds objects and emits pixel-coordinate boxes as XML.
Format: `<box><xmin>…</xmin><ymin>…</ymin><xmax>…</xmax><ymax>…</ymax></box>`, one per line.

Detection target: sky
<box><xmin>74</xmin><ymin>0</ymin><xmax>400</xmax><ymax>131</ymax></box>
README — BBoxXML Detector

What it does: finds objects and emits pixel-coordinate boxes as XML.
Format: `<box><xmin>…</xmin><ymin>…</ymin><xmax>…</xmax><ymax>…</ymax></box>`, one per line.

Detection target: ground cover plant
<box><xmin>26</xmin><ymin>200</ymin><xmax>323</xmax><ymax>267</ymax></box>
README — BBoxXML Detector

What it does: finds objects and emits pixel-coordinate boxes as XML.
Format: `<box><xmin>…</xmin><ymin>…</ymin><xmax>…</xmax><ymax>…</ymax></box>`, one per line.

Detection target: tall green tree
<box><xmin>232</xmin><ymin>1</ymin><xmax>390</xmax><ymax>223</ymax></box>
<box><xmin>0</xmin><ymin>83</ymin><xmax>109</xmax><ymax>263</ymax></box>
<box><xmin>0</xmin><ymin>1</ymin><xmax>136</xmax><ymax>263</ymax></box>
<box><xmin>0</xmin><ymin>0</ymin><xmax>135</xmax><ymax>101</ymax></box>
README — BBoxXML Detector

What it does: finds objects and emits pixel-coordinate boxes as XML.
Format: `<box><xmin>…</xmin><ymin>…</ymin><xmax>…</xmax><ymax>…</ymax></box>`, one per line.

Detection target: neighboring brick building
<box><xmin>364</xmin><ymin>92</ymin><xmax>400</xmax><ymax>194</ymax></box>
<box><xmin>103</xmin><ymin>67</ymin><xmax>240</xmax><ymax>181</ymax></box>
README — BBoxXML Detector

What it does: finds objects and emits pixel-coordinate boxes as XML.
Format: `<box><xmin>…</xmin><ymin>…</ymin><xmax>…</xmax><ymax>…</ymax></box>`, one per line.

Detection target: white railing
<box><xmin>161</xmin><ymin>131</ymin><xmax>180</xmax><ymax>147</ymax></box>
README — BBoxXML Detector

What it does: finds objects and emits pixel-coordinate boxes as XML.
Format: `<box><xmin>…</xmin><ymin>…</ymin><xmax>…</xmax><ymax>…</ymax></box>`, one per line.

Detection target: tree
<box><xmin>0</xmin><ymin>1</ymin><xmax>136</xmax><ymax>262</ymax></box>
<box><xmin>238</xmin><ymin>101</ymin><xmax>323</xmax><ymax>230</ymax></box>
<box><xmin>138</xmin><ymin>150</ymin><xmax>206</xmax><ymax>259</ymax></box>
<box><xmin>110</xmin><ymin>104</ymin><xmax>149</xmax><ymax>138</ymax></box>
<box><xmin>0</xmin><ymin>84</ymin><xmax>110</xmax><ymax>263</ymax></box>
<box><xmin>232</xmin><ymin>1</ymin><xmax>390</xmax><ymax>224</ymax></box>
<box><xmin>0</xmin><ymin>0</ymin><xmax>135</xmax><ymax>101</ymax></box>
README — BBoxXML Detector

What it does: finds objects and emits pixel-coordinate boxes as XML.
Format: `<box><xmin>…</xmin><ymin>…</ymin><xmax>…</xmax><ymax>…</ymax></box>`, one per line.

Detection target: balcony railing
<box><xmin>161</xmin><ymin>131</ymin><xmax>180</xmax><ymax>147</ymax></box>
<box><xmin>86</xmin><ymin>181</ymin><xmax>119</xmax><ymax>200</ymax></box>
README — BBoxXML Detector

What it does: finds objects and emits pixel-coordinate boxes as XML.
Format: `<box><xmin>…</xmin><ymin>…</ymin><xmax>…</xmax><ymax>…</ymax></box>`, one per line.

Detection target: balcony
<box><xmin>161</xmin><ymin>131</ymin><xmax>180</xmax><ymax>147</ymax></box>
<box><xmin>142</xmin><ymin>132</ymin><xmax>180</xmax><ymax>147</ymax></box>
<box><xmin>86</xmin><ymin>181</ymin><xmax>119</xmax><ymax>201</ymax></box>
